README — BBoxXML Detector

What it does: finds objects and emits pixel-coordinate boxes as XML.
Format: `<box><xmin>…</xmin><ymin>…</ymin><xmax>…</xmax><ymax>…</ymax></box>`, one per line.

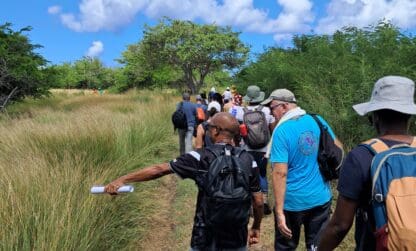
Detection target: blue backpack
<box><xmin>361</xmin><ymin>138</ymin><xmax>416</xmax><ymax>251</ymax></box>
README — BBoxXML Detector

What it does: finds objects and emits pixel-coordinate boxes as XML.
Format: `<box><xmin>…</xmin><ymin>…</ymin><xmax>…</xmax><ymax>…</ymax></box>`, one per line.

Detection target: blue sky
<box><xmin>1</xmin><ymin>0</ymin><xmax>416</xmax><ymax>67</ymax></box>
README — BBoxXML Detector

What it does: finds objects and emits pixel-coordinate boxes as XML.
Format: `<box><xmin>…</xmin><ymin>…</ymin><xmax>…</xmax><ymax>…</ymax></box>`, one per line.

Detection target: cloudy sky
<box><xmin>1</xmin><ymin>0</ymin><xmax>416</xmax><ymax>67</ymax></box>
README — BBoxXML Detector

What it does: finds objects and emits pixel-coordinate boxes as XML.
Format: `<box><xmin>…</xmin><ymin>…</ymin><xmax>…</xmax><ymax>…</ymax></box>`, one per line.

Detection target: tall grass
<box><xmin>0</xmin><ymin>90</ymin><xmax>179</xmax><ymax>250</ymax></box>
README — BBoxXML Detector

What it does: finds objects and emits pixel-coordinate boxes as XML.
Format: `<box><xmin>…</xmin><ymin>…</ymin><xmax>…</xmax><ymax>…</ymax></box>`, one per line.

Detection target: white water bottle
<box><xmin>90</xmin><ymin>185</ymin><xmax>134</xmax><ymax>194</ymax></box>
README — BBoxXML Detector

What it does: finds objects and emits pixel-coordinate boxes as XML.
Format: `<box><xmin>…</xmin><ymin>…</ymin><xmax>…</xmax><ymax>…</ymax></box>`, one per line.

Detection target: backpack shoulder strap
<box><xmin>205</xmin><ymin>145</ymin><xmax>225</xmax><ymax>158</ymax></box>
<box><xmin>361</xmin><ymin>138</ymin><xmax>390</xmax><ymax>154</ymax></box>
<box><xmin>243</xmin><ymin>107</ymin><xmax>249</xmax><ymax>113</ymax></box>
<box><xmin>255</xmin><ymin>105</ymin><xmax>263</xmax><ymax>112</ymax></box>
<box><xmin>309</xmin><ymin>113</ymin><xmax>323</xmax><ymax>128</ymax></box>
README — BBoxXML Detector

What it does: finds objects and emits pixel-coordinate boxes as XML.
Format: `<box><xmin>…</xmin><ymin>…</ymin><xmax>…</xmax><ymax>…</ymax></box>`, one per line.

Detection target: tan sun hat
<box><xmin>261</xmin><ymin>88</ymin><xmax>296</xmax><ymax>106</ymax></box>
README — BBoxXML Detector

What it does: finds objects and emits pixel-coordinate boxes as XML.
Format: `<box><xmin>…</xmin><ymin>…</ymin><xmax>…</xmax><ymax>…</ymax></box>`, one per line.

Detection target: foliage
<box><xmin>47</xmin><ymin>57</ymin><xmax>122</xmax><ymax>90</ymax></box>
<box><xmin>235</xmin><ymin>21</ymin><xmax>416</xmax><ymax>148</ymax></box>
<box><xmin>0</xmin><ymin>23</ymin><xmax>49</xmax><ymax>104</ymax></box>
<box><xmin>120</xmin><ymin>18</ymin><xmax>249</xmax><ymax>93</ymax></box>
<box><xmin>0</xmin><ymin>90</ymin><xmax>179</xmax><ymax>250</ymax></box>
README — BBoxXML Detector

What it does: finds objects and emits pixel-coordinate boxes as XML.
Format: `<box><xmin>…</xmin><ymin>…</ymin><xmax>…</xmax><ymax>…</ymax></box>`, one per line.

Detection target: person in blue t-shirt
<box><xmin>261</xmin><ymin>89</ymin><xmax>341</xmax><ymax>251</ymax></box>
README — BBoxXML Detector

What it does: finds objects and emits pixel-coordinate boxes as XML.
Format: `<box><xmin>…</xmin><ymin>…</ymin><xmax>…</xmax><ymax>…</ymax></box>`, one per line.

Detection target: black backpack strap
<box><xmin>310</xmin><ymin>113</ymin><xmax>325</xmax><ymax>131</ymax></box>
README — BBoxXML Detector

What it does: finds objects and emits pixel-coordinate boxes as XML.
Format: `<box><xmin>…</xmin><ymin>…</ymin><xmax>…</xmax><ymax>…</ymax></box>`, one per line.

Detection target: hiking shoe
<box><xmin>263</xmin><ymin>203</ymin><xmax>272</xmax><ymax>215</ymax></box>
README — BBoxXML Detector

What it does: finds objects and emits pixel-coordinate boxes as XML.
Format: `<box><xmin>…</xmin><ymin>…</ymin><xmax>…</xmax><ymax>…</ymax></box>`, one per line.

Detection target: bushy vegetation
<box><xmin>235</xmin><ymin>22</ymin><xmax>416</xmax><ymax>149</ymax></box>
<box><xmin>0</xmin><ymin>90</ymin><xmax>179</xmax><ymax>250</ymax></box>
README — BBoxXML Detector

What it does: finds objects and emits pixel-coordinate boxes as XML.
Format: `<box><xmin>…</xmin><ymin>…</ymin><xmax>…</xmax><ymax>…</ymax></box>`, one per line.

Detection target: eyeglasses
<box><xmin>270</xmin><ymin>103</ymin><xmax>286</xmax><ymax>111</ymax></box>
<box><xmin>207</xmin><ymin>123</ymin><xmax>221</xmax><ymax>131</ymax></box>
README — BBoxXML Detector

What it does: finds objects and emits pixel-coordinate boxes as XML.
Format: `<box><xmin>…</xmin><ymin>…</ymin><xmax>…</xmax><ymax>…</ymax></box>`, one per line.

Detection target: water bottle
<box><xmin>240</xmin><ymin>124</ymin><xmax>248</xmax><ymax>137</ymax></box>
<box><xmin>90</xmin><ymin>185</ymin><xmax>134</xmax><ymax>194</ymax></box>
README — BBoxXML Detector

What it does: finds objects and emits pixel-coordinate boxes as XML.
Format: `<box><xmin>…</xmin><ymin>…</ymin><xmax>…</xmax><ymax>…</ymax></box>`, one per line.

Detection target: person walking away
<box><xmin>208</xmin><ymin>87</ymin><xmax>216</xmax><ymax>102</ymax></box>
<box><xmin>223</xmin><ymin>97</ymin><xmax>233</xmax><ymax>112</ymax></box>
<box><xmin>237</xmin><ymin>85</ymin><xmax>275</xmax><ymax>215</ymax></box>
<box><xmin>261</xmin><ymin>88</ymin><xmax>339</xmax><ymax>250</ymax></box>
<box><xmin>195</xmin><ymin>101</ymin><xmax>221</xmax><ymax>149</ymax></box>
<box><xmin>195</xmin><ymin>94</ymin><xmax>208</xmax><ymax>126</ymax></box>
<box><xmin>229</xmin><ymin>93</ymin><xmax>244</xmax><ymax>122</ymax></box>
<box><xmin>104</xmin><ymin>113</ymin><xmax>264</xmax><ymax>251</ymax></box>
<box><xmin>318</xmin><ymin>76</ymin><xmax>416</xmax><ymax>251</ymax></box>
<box><xmin>177</xmin><ymin>92</ymin><xmax>197</xmax><ymax>155</ymax></box>
<box><xmin>223</xmin><ymin>87</ymin><xmax>232</xmax><ymax>102</ymax></box>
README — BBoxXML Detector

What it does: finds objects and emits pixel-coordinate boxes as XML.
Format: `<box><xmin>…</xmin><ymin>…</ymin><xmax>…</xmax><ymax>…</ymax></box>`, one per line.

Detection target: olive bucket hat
<box><xmin>353</xmin><ymin>76</ymin><xmax>416</xmax><ymax>116</ymax></box>
<box><xmin>243</xmin><ymin>85</ymin><xmax>265</xmax><ymax>103</ymax></box>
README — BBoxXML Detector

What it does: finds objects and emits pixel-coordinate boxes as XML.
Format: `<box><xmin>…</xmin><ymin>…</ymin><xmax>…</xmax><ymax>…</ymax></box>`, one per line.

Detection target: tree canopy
<box><xmin>120</xmin><ymin>18</ymin><xmax>249</xmax><ymax>93</ymax></box>
<box><xmin>0</xmin><ymin>23</ymin><xmax>49</xmax><ymax>104</ymax></box>
<box><xmin>235</xmin><ymin>21</ymin><xmax>416</xmax><ymax>148</ymax></box>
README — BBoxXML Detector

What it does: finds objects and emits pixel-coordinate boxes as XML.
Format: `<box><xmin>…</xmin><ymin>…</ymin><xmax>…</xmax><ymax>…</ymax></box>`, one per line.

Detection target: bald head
<box><xmin>211</xmin><ymin>112</ymin><xmax>240</xmax><ymax>137</ymax></box>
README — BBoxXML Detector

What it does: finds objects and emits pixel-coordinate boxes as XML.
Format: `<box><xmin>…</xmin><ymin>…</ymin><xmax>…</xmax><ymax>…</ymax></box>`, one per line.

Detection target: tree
<box><xmin>73</xmin><ymin>57</ymin><xmax>108</xmax><ymax>89</ymax></box>
<box><xmin>0</xmin><ymin>23</ymin><xmax>48</xmax><ymax>105</ymax></box>
<box><xmin>121</xmin><ymin>18</ymin><xmax>249</xmax><ymax>93</ymax></box>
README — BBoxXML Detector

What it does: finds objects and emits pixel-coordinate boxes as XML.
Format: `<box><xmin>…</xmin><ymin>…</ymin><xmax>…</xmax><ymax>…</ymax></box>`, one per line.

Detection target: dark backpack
<box><xmin>172</xmin><ymin>102</ymin><xmax>187</xmax><ymax>129</ymax></box>
<box><xmin>198</xmin><ymin>145</ymin><xmax>252</xmax><ymax>227</ymax></box>
<box><xmin>361</xmin><ymin>138</ymin><xmax>416</xmax><ymax>251</ymax></box>
<box><xmin>310</xmin><ymin>114</ymin><xmax>344</xmax><ymax>181</ymax></box>
<box><xmin>242</xmin><ymin>106</ymin><xmax>270</xmax><ymax>149</ymax></box>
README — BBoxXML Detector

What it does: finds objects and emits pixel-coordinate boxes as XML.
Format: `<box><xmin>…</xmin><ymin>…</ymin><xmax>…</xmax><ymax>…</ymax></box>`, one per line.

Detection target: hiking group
<box><xmin>104</xmin><ymin>76</ymin><xmax>416</xmax><ymax>251</ymax></box>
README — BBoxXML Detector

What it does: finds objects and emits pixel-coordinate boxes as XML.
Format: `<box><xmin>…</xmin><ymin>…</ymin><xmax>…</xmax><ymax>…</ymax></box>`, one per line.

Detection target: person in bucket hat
<box><xmin>262</xmin><ymin>88</ymin><xmax>339</xmax><ymax>250</ymax></box>
<box><xmin>243</xmin><ymin>85</ymin><xmax>265</xmax><ymax>103</ymax></box>
<box><xmin>238</xmin><ymin>85</ymin><xmax>275</xmax><ymax>215</ymax></box>
<box><xmin>319</xmin><ymin>76</ymin><xmax>416</xmax><ymax>251</ymax></box>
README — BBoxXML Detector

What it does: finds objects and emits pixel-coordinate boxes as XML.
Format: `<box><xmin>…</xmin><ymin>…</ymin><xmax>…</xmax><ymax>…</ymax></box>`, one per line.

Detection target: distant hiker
<box><xmin>319</xmin><ymin>76</ymin><xmax>416</xmax><ymax>251</ymax></box>
<box><xmin>223</xmin><ymin>97</ymin><xmax>232</xmax><ymax>112</ymax></box>
<box><xmin>211</xmin><ymin>92</ymin><xmax>224</xmax><ymax>110</ymax></box>
<box><xmin>223</xmin><ymin>86</ymin><xmax>232</xmax><ymax>102</ymax></box>
<box><xmin>195</xmin><ymin>94</ymin><xmax>207</xmax><ymax>124</ymax></box>
<box><xmin>262</xmin><ymin>88</ymin><xmax>340</xmax><ymax>250</ymax></box>
<box><xmin>231</xmin><ymin>85</ymin><xmax>238</xmax><ymax>98</ymax></box>
<box><xmin>229</xmin><ymin>93</ymin><xmax>244</xmax><ymax>121</ymax></box>
<box><xmin>237</xmin><ymin>85</ymin><xmax>275</xmax><ymax>215</ymax></box>
<box><xmin>208</xmin><ymin>87</ymin><xmax>216</xmax><ymax>101</ymax></box>
<box><xmin>105</xmin><ymin>112</ymin><xmax>264</xmax><ymax>251</ymax></box>
<box><xmin>175</xmin><ymin>92</ymin><xmax>196</xmax><ymax>155</ymax></box>
<box><xmin>195</xmin><ymin>101</ymin><xmax>221</xmax><ymax>149</ymax></box>
<box><xmin>200</xmin><ymin>92</ymin><xmax>209</xmax><ymax>106</ymax></box>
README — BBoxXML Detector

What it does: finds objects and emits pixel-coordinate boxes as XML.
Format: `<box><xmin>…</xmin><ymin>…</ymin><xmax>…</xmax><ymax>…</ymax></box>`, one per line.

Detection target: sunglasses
<box><xmin>270</xmin><ymin>103</ymin><xmax>286</xmax><ymax>111</ymax></box>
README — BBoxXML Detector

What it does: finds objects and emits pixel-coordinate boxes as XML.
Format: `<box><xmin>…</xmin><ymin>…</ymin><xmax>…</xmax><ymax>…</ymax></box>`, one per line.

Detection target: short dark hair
<box><xmin>374</xmin><ymin>109</ymin><xmax>411</xmax><ymax>124</ymax></box>
<box><xmin>182</xmin><ymin>92</ymin><xmax>190</xmax><ymax>100</ymax></box>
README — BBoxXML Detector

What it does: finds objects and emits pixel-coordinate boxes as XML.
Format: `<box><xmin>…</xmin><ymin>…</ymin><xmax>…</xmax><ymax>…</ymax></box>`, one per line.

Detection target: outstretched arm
<box><xmin>318</xmin><ymin>195</ymin><xmax>357</xmax><ymax>250</ymax></box>
<box><xmin>105</xmin><ymin>163</ymin><xmax>173</xmax><ymax>194</ymax></box>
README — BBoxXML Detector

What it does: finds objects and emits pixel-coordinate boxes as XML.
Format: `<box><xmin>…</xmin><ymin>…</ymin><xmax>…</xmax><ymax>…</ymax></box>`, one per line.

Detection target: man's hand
<box><xmin>248</xmin><ymin>228</ymin><xmax>260</xmax><ymax>246</ymax></box>
<box><xmin>104</xmin><ymin>179</ymin><xmax>125</xmax><ymax>195</ymax></box>
<box><xmin>276</xmin><ymin>212</ymin><xmax>292</xmax><ymax>239</ymax></box>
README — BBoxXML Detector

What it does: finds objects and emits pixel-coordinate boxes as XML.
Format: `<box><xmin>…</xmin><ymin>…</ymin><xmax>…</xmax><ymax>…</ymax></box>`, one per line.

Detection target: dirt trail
<box><xmin>139</xmin><ymin>174</ymin><xmax>276</xmax><ymax>250</ymax></box>
<box><xmin>138</xmin><ymin>175</ymin><xmax>178</xmax><ymax>251</ymax></box>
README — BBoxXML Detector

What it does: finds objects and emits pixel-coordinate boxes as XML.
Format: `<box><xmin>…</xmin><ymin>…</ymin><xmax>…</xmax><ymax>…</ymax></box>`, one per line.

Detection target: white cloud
<box><xmin>316</xmin><ymin>0</ymin><xmax>416</xmax><ymax>34</ymax></box>
<box><xmin>49</xmin><ymin>0</ymin><xmax>314</xmax><ymax>36</ymax></box>
<box><xmin>48</xmin><ymin>5</ymin><xmax>62</xmax><ymax>15</ymax></box>
<box><xmin>55</xmin><ymin>0</ymin><xmax>148</xmax><ymax>32</ymax></box>
<box><xmin>49</xmin><ymin>0</ymin><xmax>416</xmax><ymax>46</ymax></box>
<box><xmin>86</xmin><ymin>41</ymin><xmax>104</xmax><ymax>57</ymax></box>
